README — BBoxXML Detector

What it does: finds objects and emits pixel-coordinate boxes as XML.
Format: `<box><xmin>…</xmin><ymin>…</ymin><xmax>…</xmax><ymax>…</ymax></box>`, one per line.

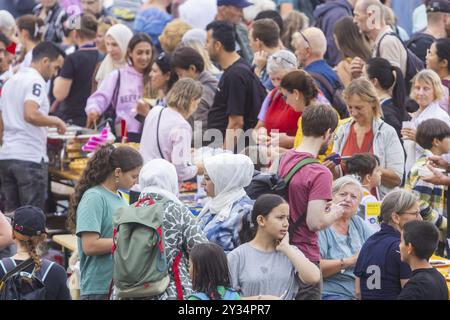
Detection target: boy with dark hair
<box><xmin>171</xmin><ymin>46</ymin><xmax>218</xmax><ymax>145</ymax></box>
<box><xmin>0</xmin><ymin>41</ymin><xmax>66</xmax><ymax>212</ymax></box>
<box><xmin>398</xmin><ymin>220</ymin><xmax>448</xmax><ymax>300</ymax></box>
<box><xmin>278</xmin><ymin>103</ymin><xmax>343</xmax><ymax>300</ymax></box>
<box><xmin>205</xmin><ymin>20</ymin><xmax>266</xmax><ymax>152</ymax></box>
<box><xmin>250</xmin><ymin>18</ymin><xmax>283</xmax><ymax>91</ymax></box>
<box><xmin>345</xmin><ymin>153</ymin><xmax>382</xmax><ymax>221</ymax></box>
<box><xmin>53</xmin><ymin>13</ymin><xmax>99</xmax><ymax>126</ymax></box>
<box><xmin>405</xmin><ymin>118</ymin><xmax>450</xmax><ymax>252</ymax></box>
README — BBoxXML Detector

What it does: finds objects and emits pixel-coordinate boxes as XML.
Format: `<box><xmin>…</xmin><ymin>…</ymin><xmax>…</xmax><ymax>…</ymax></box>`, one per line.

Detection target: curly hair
<box><xmin>67</xmin><ymin>144</ymin><xmax>143</xmax><ymax>233</ymax></box>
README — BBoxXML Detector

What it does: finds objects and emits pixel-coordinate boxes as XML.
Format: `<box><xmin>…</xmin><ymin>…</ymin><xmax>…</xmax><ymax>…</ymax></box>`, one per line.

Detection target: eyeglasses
<box><xmin>269</xmin><ymin>55</ymin><xmax>297</xmax><ymax>68</ymax></box>
<box><xmin>299</xmin><ymin>32</ymin><xmax>311</xmax><ymax>48</ymax></box>
<box><xmin>399</xmin><ymin>210</ymin><xmax>421</xmax><ymax>217</ymax></box>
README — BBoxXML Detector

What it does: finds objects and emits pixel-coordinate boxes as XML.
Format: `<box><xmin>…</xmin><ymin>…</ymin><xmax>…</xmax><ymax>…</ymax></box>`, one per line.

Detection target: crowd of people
<box><xmin>0</xmin><ymin>0</ymin><xmax>449</xmax><ymax>301</ymax></box>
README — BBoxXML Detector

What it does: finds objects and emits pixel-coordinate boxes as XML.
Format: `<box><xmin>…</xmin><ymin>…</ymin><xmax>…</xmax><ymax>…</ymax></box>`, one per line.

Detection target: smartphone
<box><xmin>325</xmin><ymin>153</ymin><xmax>342</xmax><ymax>165</ymax></box>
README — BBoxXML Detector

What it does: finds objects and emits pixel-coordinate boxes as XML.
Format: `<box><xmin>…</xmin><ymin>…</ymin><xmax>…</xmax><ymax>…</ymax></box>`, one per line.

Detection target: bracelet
<box><xmin>340</xmin><ymin>258</ymin><xmax>345</xmax><ymax>273</ymax></box>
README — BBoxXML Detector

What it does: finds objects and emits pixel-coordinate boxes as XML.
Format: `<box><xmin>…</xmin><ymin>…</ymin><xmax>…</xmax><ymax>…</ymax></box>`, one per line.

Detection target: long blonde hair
<box><xmin>179</xmin><ymin>40</ymin><xmax>221</xmax><ymax>76</ymax></box>
<box><xmin>343</xmin><ymin>78</ymin><xmax>383</xmax><ymax>119</ymax></box>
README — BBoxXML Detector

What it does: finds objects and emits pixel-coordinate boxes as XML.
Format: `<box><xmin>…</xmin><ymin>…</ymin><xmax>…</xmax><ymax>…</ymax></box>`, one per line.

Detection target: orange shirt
<box><xmin>342</xmin><ymin>123</ymin><xmax>374</xmax><ymax>156</ymax></box>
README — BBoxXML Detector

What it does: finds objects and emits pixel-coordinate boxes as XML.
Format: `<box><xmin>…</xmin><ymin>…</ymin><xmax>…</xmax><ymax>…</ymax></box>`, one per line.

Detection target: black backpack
<box><xmin>244</xmin><ymin>157</ymin><xmax>320</xmax><ymax>239</ymax></box>
<box><xmin>376</xmin><ymin>32</ymin><xmax>424</xmax><ymax>93</ymax></box>
<box><xmin>0</xmin><ymin>258</ymin><xmax>54</xmax><ymax>300</ymax></box>
<box><xmin>309</xmin><ymin>72</ymin><xmax>349</xmax><ymax>119</ymax></box>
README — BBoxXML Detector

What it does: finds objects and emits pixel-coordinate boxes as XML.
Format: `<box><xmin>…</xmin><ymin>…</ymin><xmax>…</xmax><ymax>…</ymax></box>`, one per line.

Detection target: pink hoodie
<box><xmin>85</xmin><ymin>64</ymin><xmax>143</xmax><ymax>134</ymax></box>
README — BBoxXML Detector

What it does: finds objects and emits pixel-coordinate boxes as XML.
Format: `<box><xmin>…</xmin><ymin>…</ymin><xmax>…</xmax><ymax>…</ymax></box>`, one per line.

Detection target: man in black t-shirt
<box><xmin>398</xmin><ymin>220</ymin><xmax>448</xmax><ymax>300</ymax></box>
<box><xmin>407</xmin><ymin>0</ymin><xmax>450</xmax><ymax>63</ymax></box>
<box><xmin>53</xmin><ymin>14</ymin><xmax>99</xmax><ymax>126</ymax></box>
<box><xmin>205</xmin><ymin>21</ymin><xmax>266</xmax><ymax>152</ymax></box>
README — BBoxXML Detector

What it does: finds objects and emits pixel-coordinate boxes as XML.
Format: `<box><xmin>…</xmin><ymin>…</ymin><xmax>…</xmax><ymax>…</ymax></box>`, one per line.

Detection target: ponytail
<box><xmin>391</xmin><ymin>66</ymin><xmax>406</xmax><ymax>112</ymax></box>
<box><xmin>15</xmin><ymin>234</ymin><xmax>47</xmax><ymax>272</ymax></box>
<box><xmin>67</xmin><ymin>144</ymin><xmax>143</xmax><ymax>233</ymax></box>
<box><xmin>239</xmin><ymin>194</ymin><xmax>287</xmax><ymax>244</ymax></box>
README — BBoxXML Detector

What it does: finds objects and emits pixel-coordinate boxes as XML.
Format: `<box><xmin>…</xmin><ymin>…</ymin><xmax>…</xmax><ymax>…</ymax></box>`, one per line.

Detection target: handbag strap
<box><xmin>156</xmin><ymin>107</ymin><xmax>165</xmax><ymax>158</ymax></box>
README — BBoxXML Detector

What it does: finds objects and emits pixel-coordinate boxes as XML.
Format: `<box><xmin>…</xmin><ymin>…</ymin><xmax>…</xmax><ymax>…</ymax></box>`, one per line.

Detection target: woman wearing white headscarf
<box><xmin>136</xmin><ymin>159</ymin><xmax>208</xmax><ymax>300</ymax></box>
<box><xmin>92</xmin><ymin>23</ymin><xmax>133</xmax><ymax>91</ymax></box>
<box><xmin>197</xmin><ymin>153</ymin><xmax>255</xmax><ymax>254</ymax></box>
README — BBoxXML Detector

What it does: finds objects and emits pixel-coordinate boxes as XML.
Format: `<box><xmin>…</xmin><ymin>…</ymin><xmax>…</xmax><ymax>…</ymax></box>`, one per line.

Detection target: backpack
<box><xmin>0</xmin><ymin>258</ymin><xmax>54</xmax><ymax>300</ymax></box>
<box><xmin>376</xmin><ymin>32</ymin><xmax>424</xmax><ymax>93</ymax></box>
<box><xmin>244</xmin><ymin>157</ymin><xmax>319</xmax><ymax>201</ymax></box>
<box><xmin>112</xmin><ymin>195</ymin><xmax>171</xmax><ymax>299</ymax></box>
<box><xmin>308</xmin><ymin>72</ymin><xmax>349</xmax><ymax>119</ymax></box>
<box><xmin>189</xmin><ymin>289</ymin><xmax>239</xmax><ymax>300</ymax></box>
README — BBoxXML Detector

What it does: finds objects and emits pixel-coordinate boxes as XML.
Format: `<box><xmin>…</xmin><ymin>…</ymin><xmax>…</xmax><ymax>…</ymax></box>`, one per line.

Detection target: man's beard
<box><xmin>318</xmin><ymin>141</ymin><xmax>329</xmax><ymax>155</ymax></box>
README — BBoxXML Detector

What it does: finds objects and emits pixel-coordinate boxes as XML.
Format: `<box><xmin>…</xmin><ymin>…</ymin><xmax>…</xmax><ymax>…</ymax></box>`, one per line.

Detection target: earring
<box><xmin>115</xmin><ymin>177</ymin><xmax>119</xmax><ymax>185</ymax></box>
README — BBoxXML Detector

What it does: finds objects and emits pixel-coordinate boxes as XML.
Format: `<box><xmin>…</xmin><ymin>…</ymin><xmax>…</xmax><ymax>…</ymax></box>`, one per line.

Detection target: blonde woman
<box><xmin>140</xmin><ymin>78</ymin><xmax>204</xmax><ymax>182</ymax></box>
<box><xmin>331</xmin><ymin>78</ymin><xmax>404</xmax><ymax>198</ymax></box>
<box><xmin>92</xmin><ymin>23</ymin><xmax>133</xmax><ymax>91</ymax></box>
<box><xmin>159</xmin><ymin>19</ymin><xmax>192</xmax><ymax>54</ymax></box>
<box><xmin>401</xmin><ymin>69</ymin><xmax>450</xmax><ymax>174</ymax></box>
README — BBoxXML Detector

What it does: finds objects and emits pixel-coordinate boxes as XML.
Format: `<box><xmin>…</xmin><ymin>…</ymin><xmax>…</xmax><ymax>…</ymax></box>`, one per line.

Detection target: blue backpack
<box><xmin>189</xmin><ymin>289</ymin><xmax>239</xmax><ymax>300</ymax></box>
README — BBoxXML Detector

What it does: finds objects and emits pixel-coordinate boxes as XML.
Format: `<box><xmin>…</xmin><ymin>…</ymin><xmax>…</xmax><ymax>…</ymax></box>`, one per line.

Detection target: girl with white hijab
<box><xmin>198</xmin><ymin>153</ymin><xmax>255</xmax><ymax>254</ymax></box>
<box><xmin>93</xmin><ymin>23</ymin><xmax>133</xmax><ymax>90</ymax></box>
<box><xmin>137</xmin><ymin>159</ymin><xmax>208</xmax><ymax>300</ymax></box>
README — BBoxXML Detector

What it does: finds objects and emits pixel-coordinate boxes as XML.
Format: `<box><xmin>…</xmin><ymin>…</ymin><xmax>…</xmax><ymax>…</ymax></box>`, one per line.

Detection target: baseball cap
<box><xmin>426</xmin><ymin>0</ymin><xmax>450</xmax><ymax>13</ymax></box>
<box><xmin>12</xmin><ymin>206</ymin><xmax>47</xmax><ymax>237</ymax></box>
<box><xmin>217</xmin><ymin>0</ymin><xmax>253</xmax><ymax>8</ymax></box>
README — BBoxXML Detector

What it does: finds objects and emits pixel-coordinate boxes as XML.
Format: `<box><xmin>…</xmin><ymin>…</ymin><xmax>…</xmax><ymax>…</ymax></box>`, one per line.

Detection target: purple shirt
<box><xmin>140</xmin><ymin>106</ymin><xmax>197</xmax><ymax>182</ymax></box>
<box><xmin>85</xmin><ymin>65</ymin><xmax>143</xmax><ymax>134</ymax></box>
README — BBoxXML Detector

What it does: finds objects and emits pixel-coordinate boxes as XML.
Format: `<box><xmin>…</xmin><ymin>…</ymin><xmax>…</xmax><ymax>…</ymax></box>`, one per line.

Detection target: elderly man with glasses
<box><xmin>291</xmin><ymin>27</ymin><xmax>345</xmax><ymax>115</ymax></box>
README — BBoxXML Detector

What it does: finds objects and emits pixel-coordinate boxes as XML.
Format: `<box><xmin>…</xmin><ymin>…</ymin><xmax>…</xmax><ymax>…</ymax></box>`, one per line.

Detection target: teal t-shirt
<box><xmin>188</xmin><ymin>286</ymin><xmax>241</xmax><ymax>300</ymax></box>
<box><xmin>76</xmin><ymin>185</ymin><xmax>127</xmax><ymax>296</ymax></box>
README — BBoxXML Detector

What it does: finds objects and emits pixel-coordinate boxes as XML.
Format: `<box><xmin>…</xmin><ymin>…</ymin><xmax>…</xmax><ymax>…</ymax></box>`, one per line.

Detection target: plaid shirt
<box><xmin>405</xmin><ymin>150</ymin><xmax>447</xmax><ymax>240</ymax></box>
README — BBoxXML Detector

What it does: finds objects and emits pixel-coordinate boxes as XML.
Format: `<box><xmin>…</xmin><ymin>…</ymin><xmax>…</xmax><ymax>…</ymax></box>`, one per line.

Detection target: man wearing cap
<box><xmin>216</xmin><ymin>0</ymin><xmax>254</xmax><ymax>62</ymax></box>
<box><xmin>407</xmin><ymin>0</ymin><xmax>450</xmax><ymax>63</ymax></box>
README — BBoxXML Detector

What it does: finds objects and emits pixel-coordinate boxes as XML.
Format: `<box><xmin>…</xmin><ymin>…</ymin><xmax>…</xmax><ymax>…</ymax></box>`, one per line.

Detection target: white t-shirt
<box><xmin>179</xmin><ymin>0</ymin><xmax>217</xmax><ymax>30</ymax></box>
<box><xmin>0</xmin><ymin>67</ymin><xmax>49</xmax><ymax>163</ymax></box>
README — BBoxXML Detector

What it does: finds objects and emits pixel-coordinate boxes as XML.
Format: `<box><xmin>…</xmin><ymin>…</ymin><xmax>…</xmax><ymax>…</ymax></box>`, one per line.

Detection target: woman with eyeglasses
<box><xmin>330</xmin><ymin>78</ymin><xmax>405</xmax><ymax>199</ymax></box>
<box><xmin>135</xmin><ymin>52</ymin><xmax>179</xmax><ymax>119</ymax></box>
<box><xmin>253</xmin><ymin>50</ymin><xmax>300</xmax><ymax>152</ymax></box>
<box><xmin>85</xmin><ymin>33</ymin><xmax>154</xmax><ymax>142</ymax></box>
<box><xmin>354</xmin><ymin>189</ymin><xmax>421</xmax><ymax>300</ymax></box>
<box><xmin>426</xmin><ymin>38</ymin><xmax>450</xmax><ymax>114</ymax></box>
<box><xmin>318</xmin><ymin>176</ymin><xmax>375</xmax><ymax>300</ymax></box>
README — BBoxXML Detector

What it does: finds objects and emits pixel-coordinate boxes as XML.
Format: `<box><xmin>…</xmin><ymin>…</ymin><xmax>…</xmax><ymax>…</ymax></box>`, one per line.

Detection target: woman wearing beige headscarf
<box><xmin>92</xmin><ymin>23</ymin><xmax>134</xmax><ymax>92</ymax></box>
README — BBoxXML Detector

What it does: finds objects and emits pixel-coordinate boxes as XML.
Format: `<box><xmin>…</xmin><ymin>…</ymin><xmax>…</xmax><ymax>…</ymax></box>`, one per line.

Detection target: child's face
<box><xmin>260</xmin><ymin>203</ymin><xmax>290</xmax><ymax>241</ymax></box>
<box><xmin>435</xmin><ymin>137</ymin><xmax>450</xmax><ymax>155</ymax></box>
<box><xmin>369</xmin><ymin>165</ymin><xmax>382</xmax><ymax>189</ymax></box>
<box><xmin>399</xmin><ymin>230</ymin><xmax>412</xmax><ymax>263</ymax></box>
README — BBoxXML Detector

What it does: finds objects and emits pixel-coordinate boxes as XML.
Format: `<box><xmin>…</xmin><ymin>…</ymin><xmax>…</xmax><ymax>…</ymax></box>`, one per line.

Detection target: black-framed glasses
<box><xmin>299</xmin><ymin>31</ymin><xmax>311</xmax><ymax>48</ymax></box>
